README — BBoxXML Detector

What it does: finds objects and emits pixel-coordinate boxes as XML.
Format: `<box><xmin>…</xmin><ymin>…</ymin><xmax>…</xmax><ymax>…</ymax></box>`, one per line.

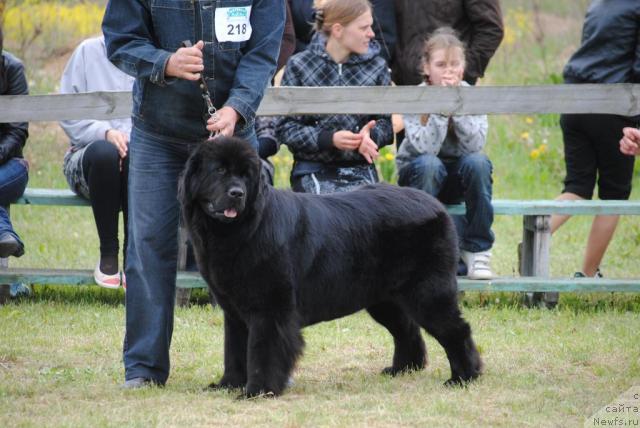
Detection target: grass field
<box><xmin>1</xmin><ymin>0</ymin><xmax>640</xmax><ymax>426</ymax></box>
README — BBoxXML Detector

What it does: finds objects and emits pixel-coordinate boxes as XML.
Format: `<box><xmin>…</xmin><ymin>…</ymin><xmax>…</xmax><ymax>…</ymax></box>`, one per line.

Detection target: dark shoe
<box><xmin>574</xmin><ymin>269</ymin><xmax>603</xmax><ymax>278</ymax></box>
<box><xmin>457</xmin><ymin>259</ymin><xmax>468</xmax><ymax>276</ymax></box>
<box><xmin>0</xmin><ymin>232</ymin><xmax>24</xmax><ymax>258</ymax></box>
<box><xmin>10</xmin><ymin>283</ymin><xmax>31</xmax><ymax>298</ymax></box>
<box><xmin>122</xmin><ymin>377</ymin><xmax>157</xmax><ymax>389</ymax></box>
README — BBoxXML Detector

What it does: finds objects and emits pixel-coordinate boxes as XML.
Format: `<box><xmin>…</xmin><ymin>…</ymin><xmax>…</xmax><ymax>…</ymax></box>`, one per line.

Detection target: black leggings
<box><xmin>82</xmin><ymin>140</ymin><xmax>128</xmax><ymax>261</ymax></box>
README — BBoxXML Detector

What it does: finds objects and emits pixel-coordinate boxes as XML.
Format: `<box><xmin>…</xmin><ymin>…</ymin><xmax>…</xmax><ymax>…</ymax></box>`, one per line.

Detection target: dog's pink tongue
<box><xmin>224</xmin><ymin>209</ymin><xmax>238</xmax><ymax>218</ymax></box>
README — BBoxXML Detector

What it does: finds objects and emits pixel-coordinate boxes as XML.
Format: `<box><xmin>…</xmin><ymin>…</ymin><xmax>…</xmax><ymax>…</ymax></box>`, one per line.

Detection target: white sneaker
<box><xmin>461</xmin><ymin>250</ymin><xmax>493</xmax><ymax>280</ymax></box>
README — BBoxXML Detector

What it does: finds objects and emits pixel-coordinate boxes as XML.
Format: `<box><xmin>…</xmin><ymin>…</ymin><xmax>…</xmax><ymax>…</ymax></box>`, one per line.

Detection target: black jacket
<box><xmin>288</xmin><ymin>0</ymin><xmax>397</xmax><ymax>63</ymax></box>
<box><xmin>0</xmin><ymin>52</ymin><xmax>29</xmax><ymax>163</ymax></box>
<box><xmin>392</xmin><ymin>0</ymin><xmax>503</xmax><ymax>85</ymax></box>
<box><xmin>563</xmin><ymin>0</ymin><xmax>640</xmax><ymax>84</ymax></box>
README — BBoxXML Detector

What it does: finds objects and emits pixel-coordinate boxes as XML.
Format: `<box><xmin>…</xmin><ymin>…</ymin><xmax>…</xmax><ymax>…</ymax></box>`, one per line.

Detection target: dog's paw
<box><xmin>207</xmin><ymin>377</ymin><xmax>245</xmax><ymax>391</ymax></box>
<box><xmin>381</xmin><ymin>364</ymin><xmax>423</xmax><ymax>377</ymax></box>
<box><xmin>240</xmin><ymin>384</ymin><xmax>277</xmax><ymax>399</ymax></box>
<box><xmin>443</xmin><ymin>376</ymin><xmax>476</xmax><ymax>388</ymax></box>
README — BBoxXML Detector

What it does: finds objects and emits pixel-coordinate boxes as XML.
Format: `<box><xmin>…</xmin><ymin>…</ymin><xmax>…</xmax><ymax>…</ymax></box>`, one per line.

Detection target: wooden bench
<box><xmin>2</xmin><ymin>188</ymin><xmax>640</xmax><ymax>306</ymax></box>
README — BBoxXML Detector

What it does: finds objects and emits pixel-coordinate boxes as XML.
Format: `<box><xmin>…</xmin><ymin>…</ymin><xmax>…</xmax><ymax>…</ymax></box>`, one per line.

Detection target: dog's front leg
<box><xmin>243</xmin><ymin>312</ymin><xmax>304</xmax><ymax>398</ymax></box>
<box><xmin>208</xmin><ymin>310</ymin><xmax>248</xmax><ymax>390</ymax></box>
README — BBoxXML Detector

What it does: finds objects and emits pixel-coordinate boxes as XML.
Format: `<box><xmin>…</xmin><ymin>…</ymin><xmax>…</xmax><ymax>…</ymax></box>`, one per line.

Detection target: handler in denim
<box><xmin>103</xmin><ymin>0</ymin><xmax>285</xmax><ymax>387</ymax></box>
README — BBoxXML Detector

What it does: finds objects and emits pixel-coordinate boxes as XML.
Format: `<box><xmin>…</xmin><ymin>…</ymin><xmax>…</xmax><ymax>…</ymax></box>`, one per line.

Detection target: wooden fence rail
<box><xmin>1</xmin><ymin>84</ymin><xmax>639</xmax><ymax>122</ymax></box>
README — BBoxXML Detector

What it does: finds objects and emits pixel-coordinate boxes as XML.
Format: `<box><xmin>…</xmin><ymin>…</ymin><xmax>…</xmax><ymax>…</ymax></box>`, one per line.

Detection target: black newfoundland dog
<box><xmin>179</xmin><ymin>137</ymin><xmax>482</xmax><ymax>397</ymax></box>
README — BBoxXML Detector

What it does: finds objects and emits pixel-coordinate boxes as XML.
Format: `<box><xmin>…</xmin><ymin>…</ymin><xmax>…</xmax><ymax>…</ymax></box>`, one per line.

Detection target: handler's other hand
<box><xmin>166</xmin><ymin>40</ymin><xmax>205</xmax><ymax>81</ymax></box>
<box><xmin>207</xmin><ymin>106</ymin><xmax>239</xmax><ymax>138</ymax></box>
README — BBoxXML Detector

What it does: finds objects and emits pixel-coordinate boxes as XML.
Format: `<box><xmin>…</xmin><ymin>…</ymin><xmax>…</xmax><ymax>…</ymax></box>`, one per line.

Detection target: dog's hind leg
<box><xmin>367</xmin><ymin>301</ymin><xmax>426</xmax><ymax>376</ymax></box>
<box><xmin>399</xmin><ymin>280</ymin><xmax>482</xmax><ymax>386</ymax></box>
<box><xmin>244</xmin><ymin>312</ymin><xmax>304</xmax><ymax>398</ymax></box>
<box><xmin>209</xmin><ymin>310</ymin><xmax>249</xmax><ymax>391</ymax></box>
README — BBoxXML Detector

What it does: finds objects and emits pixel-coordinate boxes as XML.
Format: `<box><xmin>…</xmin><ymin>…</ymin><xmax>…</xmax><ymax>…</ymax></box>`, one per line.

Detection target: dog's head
<box><xmin>179</xmin><ymin>137</ymin><xmax>262</xmax><ymax>224</ymax></box>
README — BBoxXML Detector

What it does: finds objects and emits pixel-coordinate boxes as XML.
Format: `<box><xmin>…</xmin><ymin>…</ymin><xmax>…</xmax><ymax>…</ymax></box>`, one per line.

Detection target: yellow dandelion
<box><xmin>530</xmin><ymin>149</ymin><xmax>540</xmax><ymax>160</ymax></box>
<box><xmin>525</xmin><ymin>117</ymin><xmax>534</xmax><ymax>125</ymax></box>
<box><xmin>384</xmin><ymin>153</ymin><xmax>394</xmax><ymax>161</ymax></box>
<box><xmin>520</xmin><ymin>131</ymin><xmax>530</xmax><ymax>141</ymax></box>
<box><xmin>539</xmin><ymin>144</ymin><xmax>548</xmax><ymax>153</ymax></box>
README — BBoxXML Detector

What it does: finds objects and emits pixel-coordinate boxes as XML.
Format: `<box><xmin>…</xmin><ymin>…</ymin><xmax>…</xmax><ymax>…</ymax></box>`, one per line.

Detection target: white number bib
<box><xmin>215</xmin><ymin>6</ymin><xmax>252</xmax><ymax>42</ymax></box>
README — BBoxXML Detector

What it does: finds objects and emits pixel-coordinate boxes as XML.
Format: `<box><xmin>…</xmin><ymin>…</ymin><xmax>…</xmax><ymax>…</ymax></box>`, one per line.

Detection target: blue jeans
<box><xmin>123</xmin><ymin>127</ymin><xmax>258</xmax><ymax>384</ymax></box>
<box><xmin>398</xmin><ymin>153</ymin><xmax>494</xmax><ymax>253</ymax></box>
<box><xmin>0</xmin><ymin>158</ymin><xmax>28</xmax><ymax>242</ymax></box>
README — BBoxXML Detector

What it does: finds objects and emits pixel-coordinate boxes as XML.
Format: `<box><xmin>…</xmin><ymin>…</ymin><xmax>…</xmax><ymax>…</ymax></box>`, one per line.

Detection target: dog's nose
<box><xmin>228</xmin><ymin>187</ymin><xmax>245</xmax><ymax>198</ymax></box>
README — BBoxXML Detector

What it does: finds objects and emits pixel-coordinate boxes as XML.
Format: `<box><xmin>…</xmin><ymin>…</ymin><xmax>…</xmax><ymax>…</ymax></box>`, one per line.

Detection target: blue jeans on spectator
<box><xmin>398</xmin><ymin>153</ymin><xmax>494</xmax><ymax>253</ymax></box>
<box><xmin>0</xmin><ymin>158</ymin><xmax>29</xmax><ymax>244</ymax></box>
<box><xmin>123</xmin><ymin>126</ymin><xmax>257</xmax><ymax>384</ymax></box>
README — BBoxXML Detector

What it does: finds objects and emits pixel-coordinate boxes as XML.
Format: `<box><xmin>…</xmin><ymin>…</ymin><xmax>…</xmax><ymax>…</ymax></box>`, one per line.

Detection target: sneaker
<box><xmin>121</xmin><ymin>272</ymin><xmax>126</xmax><ymax>292</ymax></box>
<box><xmin>573</xmin><ymin>269</ymin><xmax>603</xmax><ymax>278</ymax></box>
<box><xmin>461</xmin><ymin>250</ymin><xmax>493</xmax><ymax>280</ymax></box>
<box><xmin>0</xmin><ymin>232</ymin><xmax>24</xmax><ymax>258</ymax></box>
<box><xmin>94</xmin><ymin>262</ymin><xmax>121</xmax><ymax>289</ymax></box>
<box><xmin>9</xmin><ymin>283</ymin><xmax>32</xmax><ymax>298</ymax></box>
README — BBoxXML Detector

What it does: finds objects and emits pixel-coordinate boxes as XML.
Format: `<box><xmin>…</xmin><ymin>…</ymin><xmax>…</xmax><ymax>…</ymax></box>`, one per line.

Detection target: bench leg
<box><xmin>520</xmin><ymin>215</ymin><xmax>557</xmax><ymax>308</ymax></box>
<box><xmin>175</xmin><ymin>226</ymin><xmax>191</xmax><ymax>308</ymax></box>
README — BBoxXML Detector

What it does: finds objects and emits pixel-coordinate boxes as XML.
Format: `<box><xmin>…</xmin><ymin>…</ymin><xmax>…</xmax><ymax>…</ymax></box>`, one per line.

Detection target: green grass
<box><xmin>1</xmin><ymin>300</ymin><xmax>639</xmax><ymax>426</ymax></box>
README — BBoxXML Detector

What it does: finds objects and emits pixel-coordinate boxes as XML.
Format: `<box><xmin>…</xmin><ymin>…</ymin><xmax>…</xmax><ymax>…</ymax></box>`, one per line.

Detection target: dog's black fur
<box><xmin>179</xmin><ymin>137</ymin><xmax>482</xmax><ymax>397</ymax></box>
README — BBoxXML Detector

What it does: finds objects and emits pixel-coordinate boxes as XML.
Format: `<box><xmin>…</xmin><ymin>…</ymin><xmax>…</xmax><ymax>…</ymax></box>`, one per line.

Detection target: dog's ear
<box><xmin>178</xmin><ymin>149</ymin><xmax>202</xmax><ymax>208</ymax></box>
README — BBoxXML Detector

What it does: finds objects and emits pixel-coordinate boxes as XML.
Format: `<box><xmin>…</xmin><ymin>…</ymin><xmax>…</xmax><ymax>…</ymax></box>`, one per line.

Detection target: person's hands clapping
<box><xmin>207</xmin><ymin>106</ymin><xmax>240</xmax><ymax>138</ymax></box>
<box><xmin>165</xmin><ymin>40</ymin><xmax>205</xmax><ymax>81</ymax></box>
<box><xmin>333</xmin><ymin>130</ymin><xmax>362</xmax><ymax>151</ymax></box>
<box><xmin>357</xmin><ymin>120</ymin><xmax>379</xmax><ymax>164</ymax></box>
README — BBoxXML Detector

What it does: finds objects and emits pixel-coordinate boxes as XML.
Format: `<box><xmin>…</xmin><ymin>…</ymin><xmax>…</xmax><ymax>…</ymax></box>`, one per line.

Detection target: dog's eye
<box><xmin>216</xmin><ymin>166</ymin><xmax>226</xmax><ymax>174</ymax></box>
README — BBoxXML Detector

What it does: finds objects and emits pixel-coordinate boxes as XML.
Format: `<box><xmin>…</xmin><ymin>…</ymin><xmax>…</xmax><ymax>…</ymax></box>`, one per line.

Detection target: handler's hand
<box><xmin>207</xmin><ymin>106</ymin><xmax>240</xmax><ymax>138</ymax></box>
<box><xmin>358</xmin><ymin>120</ymin><xmax>379</xmax><ymax>164</ymax></box>
<box><xmin>333</xmin><ymin>130</ymin><xmax>362</xmax><ymax>151</ymax></box>
<box><xmin>165</xmin><ymin>40</ymin><xmax>205</xmax><ymax>81</ymax></box>
<box><xmin>620</xmin><ymin>127</ymin><xmax>640</xmax><ymax>156</ymax></box>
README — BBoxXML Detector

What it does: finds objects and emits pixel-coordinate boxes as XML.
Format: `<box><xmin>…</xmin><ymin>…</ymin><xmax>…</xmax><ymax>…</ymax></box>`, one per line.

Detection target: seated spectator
<box><xmin>0</xmin><ymin>26</ymin><xmax>29</xmax><ymax>259</ymax></box>
<box><xmin>395</xmin><ymin>28</ymin><xmax>494</xmax><ymax>280</ymax></box>
<box><xmin>289</xmin><ymin>0</ymin><xmax>396</xmax><ymax>63</ymax></box>
<box><xmin>551</xmin><ymin>0</ymin><xmax>639</xmax><ymax>278</ymax></box>
<box><xmin>620</xmin><ymin>127</ymin><xmax>640</xmax><ymax>156</ymax></box>
<box><xmin>59</xmin><ymin>36</ymin><xmax>134</xmax><ymax>289</ymax></box>
<box><xmin>277</xmin><ymin>0</ymin><xmax>393</xmax><ymax>194</ymax></box>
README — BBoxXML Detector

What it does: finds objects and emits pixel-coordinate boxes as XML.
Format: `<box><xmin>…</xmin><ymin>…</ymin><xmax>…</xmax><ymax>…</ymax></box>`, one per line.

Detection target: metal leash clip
<box><xmin>181</xmin><ymin>40</ymin><xmax>219</xmax><ymax>140</ymax></box>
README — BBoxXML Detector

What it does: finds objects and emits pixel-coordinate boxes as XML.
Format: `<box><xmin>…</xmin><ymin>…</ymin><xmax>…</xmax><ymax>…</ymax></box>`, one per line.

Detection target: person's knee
<box><xmin>400</xmin><ymin>154</ymin><xmax>446</xmax><ymax>194</ymax></box>
<box><xmin>86</xmin><ymin>140</ymin><xmax>121</xmax><ymax>173</ymax></box>
<box><xmin>458</xmin><ymin>153</ymin><xmax>493</xmax><ymax>184</ymax></box>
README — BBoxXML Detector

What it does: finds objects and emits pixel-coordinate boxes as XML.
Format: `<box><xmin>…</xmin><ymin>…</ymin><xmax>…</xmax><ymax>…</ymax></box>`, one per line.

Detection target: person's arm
<box><xmin>370</xmin><ymin>0</ymin><xmax>396</xmax><ymax>64</ymax></box>
<box><xmin>102</xmin><ymin>0</ymin><xmax>175</xmax><ymax>84</ymax></box>
<box><xmin>399</xmin><ymin>113</ymin><xmax>450</xmax><ymax>158</ymax></box>
<box><xmin>0</xmin><ymin>56</ymin><xmax>28</xmax><ymax>163</ymax></box>
<box><xmin>368</xmin><ymin>66</ymin><xmax>394</xmax><ymax>149</ymax></box>
<box><xmin>450</xmin><ymin>114</ymin><xmax>488</xmax><ymax>153</ymax></box>
<box><xmin>276</xmin><ymin>62</ymin><xmax>334</xmax><ymax>155</ymax></box>
<box><xmin>463</xmin><ymin>0</ymin><xmax>504</xmax><ymax>83</ymax></box>
<box><xmin>277</xmin><ymin>1</ymin><xmax>296</xmax><ymax>73</ymax></box>
<box><xmin>59</xmin><ymin>42</ymin><xmax>112</xmax><ymax>145</ymax></box>
<box><xmin>224</xmin><ymin>0</ymin><xmax>286</xmax><ymax>128</ymax></box>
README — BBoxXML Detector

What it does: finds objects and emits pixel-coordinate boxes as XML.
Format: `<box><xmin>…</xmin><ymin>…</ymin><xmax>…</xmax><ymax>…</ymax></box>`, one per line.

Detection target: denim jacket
<box><xmin>102</xmin><ymin>0</ymin><xmax>285</xmax><ymax>143</ymax></box>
